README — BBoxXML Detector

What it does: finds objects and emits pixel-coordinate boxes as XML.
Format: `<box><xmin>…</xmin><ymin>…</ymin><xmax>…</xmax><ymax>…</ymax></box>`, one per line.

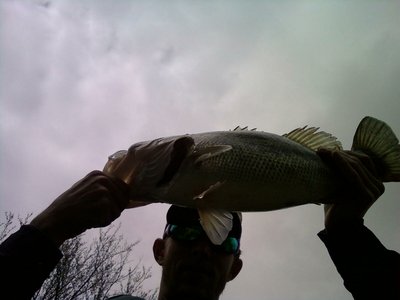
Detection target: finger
<box><xmin>355</xmin><ymin>166</ymin><xmax>385</xmax><ymax>200</ymax></box>
<box><xmin>336</xmin><ymin>151</ymin><xmax>384</xmax><ymax>197</ymax></box>
<box><xmin>342</xmin><ymin>151</ymin><xmax>378</xmax><ymax>177</ymax></box>
<box><xmin>99</xmin><ymin>175</ymin><xmax>130</xmax><ymax>210</ymax></box>
<box><xmin>319</xmin><ymin>150</ymin><xmax>372</xmax><ymax>201</ymax></box>
<box><xmin>127</xmin><ymin>199</ymin><xmax>151</xmax><ymax>208</ymax></box>
<box><xmin>70</xmin><ymin>170</ymin><xmax>105</xmax><ymax>189</ymax></box>
<box><xmin>318</xmin><ymin>149</ymin><xmax>380</xmax><ymax>179</ymax></box>
<box><xmin>319</xmin><ymin>149</ymin><xmax>374</xmax><ymax>192</ymax></box>
<box><xmin>97</xmin><ymin>195</ymin><xmax>123</xmax><ymax>222</ymax></box>
<box><xmin>78</xmin><ymin>171</ymin><xmax>130</xmax><ymax>211</ymax></box>
<box><xmin>316</xmin><ymin>148</ymin><xmax>336</xmax><ymax>161</ymax></box>
<box><xmin>84</xmin><ymin>183</ymin><xmax>127</xmax><ymax>211</ymax></box>
<box><xmin>323</xmin><ymin>203</ymin><xmax>333</xmax><ymax>215</ymax></box>
<box><xmin>331</xmin><ymin>151</ymin><xmax>384</xmax><ymax>202</ymax></box>
<box><xmin>80</xmin><ymin>192</ymin><xmax>123</xmax><ymax>228</ymax></box>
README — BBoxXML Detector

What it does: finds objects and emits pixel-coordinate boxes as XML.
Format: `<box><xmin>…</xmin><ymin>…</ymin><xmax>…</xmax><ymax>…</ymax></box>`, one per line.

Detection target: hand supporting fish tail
<box><xmin>317</xmin><ymin>149</ymin><xmax>385</xmax><ymax>233</ymax></box>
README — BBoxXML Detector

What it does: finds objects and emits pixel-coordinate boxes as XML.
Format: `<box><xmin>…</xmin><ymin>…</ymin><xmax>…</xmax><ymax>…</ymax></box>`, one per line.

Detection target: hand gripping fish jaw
<box><xmin>104</xmin><ymin>136</ymin><xmax>195</xmax><ymax>199</ymax></box>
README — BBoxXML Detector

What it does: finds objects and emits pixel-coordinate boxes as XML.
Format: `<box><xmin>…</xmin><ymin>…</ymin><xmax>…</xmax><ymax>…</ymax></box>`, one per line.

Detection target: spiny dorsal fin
<box><xmin>283</xmin><ymin>126</ymin><xmax>342</xmax><ymax>151</ymax></box>
<box><xmin>232</xmin><ymin>126</ymin><xmax>257</xmax><ymax>131</ymax></box>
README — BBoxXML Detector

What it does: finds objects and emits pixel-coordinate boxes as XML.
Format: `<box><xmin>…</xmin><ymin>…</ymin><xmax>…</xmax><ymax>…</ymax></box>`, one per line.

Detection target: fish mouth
<box><xmin>156</xmin><ymin>136</ymin><xmax>194</xmax><ymax>187</ymax></box>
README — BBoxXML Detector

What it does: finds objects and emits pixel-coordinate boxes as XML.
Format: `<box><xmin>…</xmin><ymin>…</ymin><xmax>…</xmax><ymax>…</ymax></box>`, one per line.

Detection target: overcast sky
<box><xmin>1</xmin><ymin>1</ymin><xmax>400</xmax><ymax>299</ymax></box>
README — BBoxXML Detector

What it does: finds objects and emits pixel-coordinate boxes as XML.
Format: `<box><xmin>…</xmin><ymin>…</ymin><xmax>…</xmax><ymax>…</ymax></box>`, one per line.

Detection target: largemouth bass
<box><xmin>104</xmin><ymin>116</ymin><xmax>400</xmax><ymax>244</ymax></box>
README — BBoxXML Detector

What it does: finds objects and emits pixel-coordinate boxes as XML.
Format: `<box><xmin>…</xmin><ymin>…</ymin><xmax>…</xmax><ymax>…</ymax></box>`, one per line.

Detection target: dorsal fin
<box><xmin>283</xmin><ymin>126</ymin><xmax>342</xmax><ymax>151</ymax></box>
<box><xmin>232</xmin><ymin>126</ymin><xmax>257</xmax><ymax>131</ymax></box>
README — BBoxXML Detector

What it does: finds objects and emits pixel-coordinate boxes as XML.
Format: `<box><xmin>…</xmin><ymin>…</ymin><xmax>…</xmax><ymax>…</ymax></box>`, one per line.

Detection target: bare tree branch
<box><xmin>0</xmin><ymin>212</ymin><xmax>157</xmax><ymax>300</ymax></box>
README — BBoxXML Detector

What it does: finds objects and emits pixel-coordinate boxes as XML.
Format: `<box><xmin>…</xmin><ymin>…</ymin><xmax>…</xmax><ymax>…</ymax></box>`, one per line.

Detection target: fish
<box><xmin>103</xmin><ymin>116</ymin><xmax>400</xmax><ymax>244</ymax></box>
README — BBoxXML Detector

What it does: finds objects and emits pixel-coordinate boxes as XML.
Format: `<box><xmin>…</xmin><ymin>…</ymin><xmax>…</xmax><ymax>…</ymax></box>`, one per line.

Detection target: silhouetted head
<box><xmin>153</xmin><ymin>205</ymin><xmax>243</xmax><ymax>300</ymax></box>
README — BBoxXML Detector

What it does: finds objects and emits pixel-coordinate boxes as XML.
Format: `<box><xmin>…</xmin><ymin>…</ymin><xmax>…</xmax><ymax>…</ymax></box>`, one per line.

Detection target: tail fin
<box><xmin>352</xmin><ymin>116</ymin><xmax>400</xmax><ymax>182</ymax></box>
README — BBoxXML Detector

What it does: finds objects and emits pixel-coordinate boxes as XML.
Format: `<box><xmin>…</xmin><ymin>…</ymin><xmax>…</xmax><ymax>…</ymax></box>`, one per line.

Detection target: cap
<box><xmin>165</xmin><ymin>205</ymin><xmax>242</xmax><ymax>240</ymax></box>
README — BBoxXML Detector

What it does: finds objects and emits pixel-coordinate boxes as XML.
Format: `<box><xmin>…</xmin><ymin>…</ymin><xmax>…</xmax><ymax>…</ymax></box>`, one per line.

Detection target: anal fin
<box><xmin>198</xmin><ymin>208</ymin><xmax>233</xmax><ymax>245</ymax></box>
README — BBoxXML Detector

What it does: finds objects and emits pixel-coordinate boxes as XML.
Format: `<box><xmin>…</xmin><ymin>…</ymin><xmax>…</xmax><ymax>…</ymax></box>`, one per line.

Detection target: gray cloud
<box><xmin>1</xmin><ymin>1</ymin><xmax>399</xmax><ymax>299</ymax></box>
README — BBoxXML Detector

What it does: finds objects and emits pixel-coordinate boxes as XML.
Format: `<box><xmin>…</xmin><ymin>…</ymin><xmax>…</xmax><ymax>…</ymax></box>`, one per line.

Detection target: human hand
<box><xmin>317</xmin><ymin>149</ymin><xmax>385</xmax><ymax>233</ymax></box>
<box><xmin>30</xmin><ymin>171</ymin><xmax>130</xmax><ymax>246</ymax></box>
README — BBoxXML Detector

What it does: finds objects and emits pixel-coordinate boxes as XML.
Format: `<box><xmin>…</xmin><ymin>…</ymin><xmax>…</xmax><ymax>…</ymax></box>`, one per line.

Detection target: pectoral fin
<box><xmin>198</xmin><ymin>208</ymin><xmax>233</xmax><ymax>245</ymax></box>
<box><xmin>192</xmin><ymin>145</ymin><xmax>232</xmax><ymax>164</ymax></box>
<box><xmin>193</xmin><ymin>181</ymin><xmax>225</xmax><ymax>200</ymax></box>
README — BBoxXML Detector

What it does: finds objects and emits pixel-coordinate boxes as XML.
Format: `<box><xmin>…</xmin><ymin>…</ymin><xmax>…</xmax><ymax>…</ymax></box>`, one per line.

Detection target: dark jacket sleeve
<box><xmin>0</xmin><ymin>225</ymin><xmax>63</xmax><ymax>299</ymax></box>
<box><xmin>318</xmin><ymin>221</ymin><xmax>400</xmax><ymax>300</ymax></box>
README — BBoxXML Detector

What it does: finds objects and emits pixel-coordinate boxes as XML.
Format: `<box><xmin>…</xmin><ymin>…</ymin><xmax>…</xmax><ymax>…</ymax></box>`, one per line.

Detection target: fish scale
<box><xmin>193</xmin><ymin>131</ymin><xmax>329</xmax><ymax>187</ymax></box>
